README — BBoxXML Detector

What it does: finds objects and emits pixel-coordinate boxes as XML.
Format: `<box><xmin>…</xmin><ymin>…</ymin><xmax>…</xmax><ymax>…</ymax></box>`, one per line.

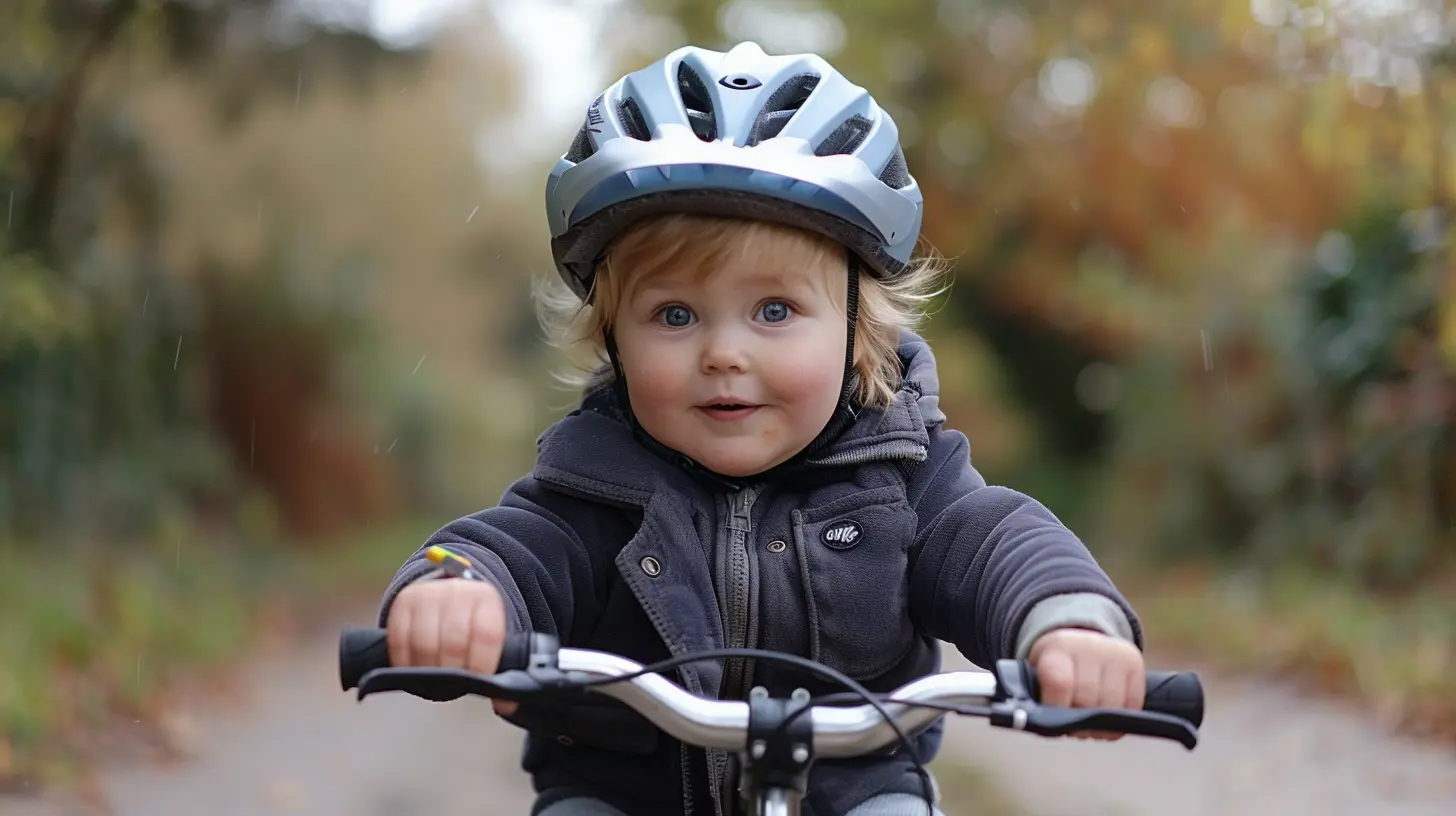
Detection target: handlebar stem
<box><xmin>739</xmin><ymin>685</ymin><xmax>815</xmax><ymax>812</ymax></box>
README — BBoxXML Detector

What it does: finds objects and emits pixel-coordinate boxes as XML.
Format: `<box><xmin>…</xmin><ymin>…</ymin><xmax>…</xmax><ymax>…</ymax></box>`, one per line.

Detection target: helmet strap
<box><xmin>841</xmin><ymin>250</ymin><xmax>861</xmax><ymax>405</ymax></box>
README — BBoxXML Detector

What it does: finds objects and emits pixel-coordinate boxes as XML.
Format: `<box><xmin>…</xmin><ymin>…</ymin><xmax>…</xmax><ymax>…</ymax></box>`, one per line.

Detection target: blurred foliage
<box><xmin>1099</xmin><ymin>202</ymin><xmax>1454</xmax><ymax>587</ymax></box>
<box><xmin>0</xmin><ymin>0</ymin><xmax>458</xmax><ymax>542</ymax></box>
<box><xmin>0</xmin><ymin>0</ymin><xmax>1452</xmax><ymax>640</ymax></box>
<box><xmin>639</xmin><ymin>0</ymin><xmax>1456</xmax><ymax>580</ymax></box>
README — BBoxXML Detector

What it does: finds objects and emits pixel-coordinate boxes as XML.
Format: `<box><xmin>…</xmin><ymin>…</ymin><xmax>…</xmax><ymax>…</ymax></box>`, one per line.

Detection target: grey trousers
<box><xmin>536</xmin><ymin>792</ymin><xmax>945</xmax><ymax>816</ymax></box>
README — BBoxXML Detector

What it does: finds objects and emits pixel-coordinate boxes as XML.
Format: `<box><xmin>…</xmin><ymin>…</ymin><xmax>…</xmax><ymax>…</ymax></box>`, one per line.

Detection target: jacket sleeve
<box><xmin>376</xmin><ymin>474</ymin><xmax>618</xmax><ymax>643</ymax></box>
<box><xmin>906</xmin><ymin>425</ymin><xmax>1143</xmax><ymax>669</ymax></box>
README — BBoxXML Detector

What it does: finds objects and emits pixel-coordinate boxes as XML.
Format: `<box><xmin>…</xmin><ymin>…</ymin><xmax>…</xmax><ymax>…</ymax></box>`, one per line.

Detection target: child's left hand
<box><xmin>1027</xmin><ymin>627</ymin><xmax>1146</xmax><ymax>741</ymax></box>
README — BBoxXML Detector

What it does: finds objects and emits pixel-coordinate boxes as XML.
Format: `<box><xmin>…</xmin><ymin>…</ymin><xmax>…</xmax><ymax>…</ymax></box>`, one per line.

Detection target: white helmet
<box><xmin>545</xmin><ymin>41</ymin><xmax>924</xmax><ymax>300</ymax></box>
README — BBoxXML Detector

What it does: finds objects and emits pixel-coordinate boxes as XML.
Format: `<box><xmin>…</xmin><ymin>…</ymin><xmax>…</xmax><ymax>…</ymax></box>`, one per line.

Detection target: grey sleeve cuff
<box><xmin>1013</xmin><ymin>592</ymin><xmax>1137</xmax><ymax>660</ymax></box>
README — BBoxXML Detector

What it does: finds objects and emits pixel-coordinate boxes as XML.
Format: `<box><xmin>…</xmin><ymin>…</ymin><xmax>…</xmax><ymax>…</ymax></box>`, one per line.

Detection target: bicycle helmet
<box><xmin>545</xmin><ymin>41</ymin><xmax>923</xmax><ymax>301</ymax></box>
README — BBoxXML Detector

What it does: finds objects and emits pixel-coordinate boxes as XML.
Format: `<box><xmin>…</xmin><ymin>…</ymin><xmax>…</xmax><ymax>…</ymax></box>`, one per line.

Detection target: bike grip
<box><xmin>497</xmin><ymin>629</ymin><xmax>533</xmax><ymax>672</ymax></box>
<box><xmin>1026</xmin><ymin>666</ymin><xmax>1204</xmax><ymax>728</ymax></box>
<box><xmin>1143</xmin><ymin>671</ymin><xmax>1204</xmax><ymax>728</ymax></box>
<box><xmin>338</xmin><ymin>626</ymin><xmax>537</xmax><ymax>691</ymax></box>
<box><xmin>339</xmin><ymin>626</ymin><xmax>390</xmax><ymax>691</ymax></box>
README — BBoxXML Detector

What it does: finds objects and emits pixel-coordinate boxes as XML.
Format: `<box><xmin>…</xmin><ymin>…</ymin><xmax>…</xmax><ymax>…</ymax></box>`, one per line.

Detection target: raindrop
<box><xmin>142</xmin><ymin>288</ymin><xmax>150</xmax><ymax>317</ymax></box>
<box><xmin>174</xmin><ymin>335</ymin><xmax>183</xmax><ymax>370</ymax></box>
<box><xmin>386</xmin><ymin>437</ymin><xmax>399</xmax><ymax>453</ymax></box>
<box><xmin>1201</xmin><ymin>329</ymin><xmax>1214</xmax><ymax>371</ymax></box>
<box><xmin>466</xmin><ymin>205</ymin><xmax>480</xmax><ymax>223</ymax></box>
<box><xmin>411</xmin><ymin>355</ymin><xmax>427</xmax><ymax>376</ymax></box>
<box><xmin>295</xmin><ymin>71</ymin><xmax>303</xmax><ymax>110</ymax></box>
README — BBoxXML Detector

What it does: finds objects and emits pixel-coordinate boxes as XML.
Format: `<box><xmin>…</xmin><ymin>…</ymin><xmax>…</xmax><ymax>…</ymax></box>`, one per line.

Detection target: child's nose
<box><xmin>699</xmin><ymin>328</ymin><xmax>750</xmax><ymax>373</ymax></box>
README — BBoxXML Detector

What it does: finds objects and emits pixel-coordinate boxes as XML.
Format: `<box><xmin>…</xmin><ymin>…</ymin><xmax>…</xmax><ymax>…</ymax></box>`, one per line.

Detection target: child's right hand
<box><xmin>386</xmin><ymin>577</ymin><xmax>517</xmax><ymax>715</ymax></box>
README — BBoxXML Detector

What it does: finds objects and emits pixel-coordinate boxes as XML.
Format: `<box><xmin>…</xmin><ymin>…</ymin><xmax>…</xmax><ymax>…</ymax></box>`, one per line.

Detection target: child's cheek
<box><xmin>765</xmin><ymin>336</ymin><xmax>847</xmax><ymax>404</ymax></box>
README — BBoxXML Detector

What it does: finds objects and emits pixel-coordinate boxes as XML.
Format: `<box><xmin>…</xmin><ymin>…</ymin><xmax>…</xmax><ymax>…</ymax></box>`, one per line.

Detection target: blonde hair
<box><xmin>534</xmin><ymin>213</ymin><xmax>947</xmax><ymax>409</ymax></box>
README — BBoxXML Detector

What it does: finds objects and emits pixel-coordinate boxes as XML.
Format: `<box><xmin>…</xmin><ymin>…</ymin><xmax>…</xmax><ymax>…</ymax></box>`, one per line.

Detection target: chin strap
<box><xmin>840</xmin><ymin>251</ymin><xmax>861</xmax><ymax>407</ymax></box>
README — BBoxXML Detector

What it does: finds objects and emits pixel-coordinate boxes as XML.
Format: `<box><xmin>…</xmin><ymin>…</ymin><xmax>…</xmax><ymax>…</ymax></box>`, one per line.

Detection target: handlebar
<box><xmin>339</xmin><ymin>627</ymin><xmax>1203</xmax><ymax>753</ymax></box>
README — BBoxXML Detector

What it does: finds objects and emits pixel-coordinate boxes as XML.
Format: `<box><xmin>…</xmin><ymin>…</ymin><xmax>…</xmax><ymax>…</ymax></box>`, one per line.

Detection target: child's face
<box><xmin>611</xmin><ymin>240</ymin><xmax>848</xmax><ymax>478</ymax></box>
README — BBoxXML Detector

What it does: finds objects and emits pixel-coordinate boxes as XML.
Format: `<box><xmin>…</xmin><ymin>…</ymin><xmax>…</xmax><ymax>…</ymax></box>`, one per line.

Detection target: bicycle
<box><xmin>338</xmin><ymin>623</ymin><xmax>1204</xmax><ymax>816</ymax></box>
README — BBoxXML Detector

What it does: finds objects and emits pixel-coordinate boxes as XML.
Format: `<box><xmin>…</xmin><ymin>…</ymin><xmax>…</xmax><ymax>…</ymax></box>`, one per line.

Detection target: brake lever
<box><xmin>355</xmin><ymin>666</ymin><xmax>590</xmax><ymax>704</ymax></box>
<box><xmin>989</xmin><ymin>702</ymin><xmax>1199</xmax><ymax>750</ymax></box>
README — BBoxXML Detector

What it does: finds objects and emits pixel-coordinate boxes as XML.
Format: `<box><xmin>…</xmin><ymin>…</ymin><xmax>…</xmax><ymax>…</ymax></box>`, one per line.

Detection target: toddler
<box><xmin>380</xmin><ymin>41</ymin><xmax>1144</xmax><ymax>816</ymax></box>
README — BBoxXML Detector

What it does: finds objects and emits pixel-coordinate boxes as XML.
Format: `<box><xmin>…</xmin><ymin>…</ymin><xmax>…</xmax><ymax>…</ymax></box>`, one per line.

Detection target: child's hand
<box><xmin>1027</xmin><ymin>627</ymin><xmax>1145</xmax><ymax>741</ymax></box>
<box><xmin>387</xmin><ymin>577</ymin><xmax>517</xmax><ymax>716</ymax></box>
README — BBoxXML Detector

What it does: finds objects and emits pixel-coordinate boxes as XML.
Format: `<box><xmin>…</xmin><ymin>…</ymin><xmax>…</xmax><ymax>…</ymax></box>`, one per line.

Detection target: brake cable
<box><xmin>571</xmin><ymin>647</ymin><xmax>936</xmax><ymax>814</ymax></box>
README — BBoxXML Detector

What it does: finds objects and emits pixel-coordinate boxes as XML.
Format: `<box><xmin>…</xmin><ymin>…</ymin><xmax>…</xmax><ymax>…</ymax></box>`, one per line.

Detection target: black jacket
<box><xmin>379</xmin><ymin>331</ymin><xmax>1142</xmax><ymax>816</ymax></box>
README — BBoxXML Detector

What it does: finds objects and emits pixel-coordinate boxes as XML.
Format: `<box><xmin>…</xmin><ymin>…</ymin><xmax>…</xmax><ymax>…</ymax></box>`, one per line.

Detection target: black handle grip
<box><xmin>1025</xmin><ymin>666</ymin><xmax>1204</xmax><ymax>728</ymax></box>
<box><xmin>1009</xmin><ymin>706</ymin><xmax>1199</xmax><ymax>750</ymax></box>
<box><xmin>339</xmin><ymin>626</ymin><xmax>390</xmax><ymax>691</ymax></box>
<box><xmin>338</xmin><ymin>626</ymin><xmax>536</xmax><ymax>691</ymax></box>
<box><xmin>1143</xmin><ymin>670</ymin><xmax>1204</xmax><ymax>728</ymax></box>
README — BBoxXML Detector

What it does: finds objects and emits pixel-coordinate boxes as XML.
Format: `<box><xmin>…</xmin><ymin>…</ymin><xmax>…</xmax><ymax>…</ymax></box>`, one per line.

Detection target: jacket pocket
<box><xmin>792</xmin><ymin>486</ymin><xmax>917</xmax><ymax>681</ymax></box>
<box><xmin>504</xmin><ymin>695</ymin><xmax>661</xmax><ymax>754</ymax></box>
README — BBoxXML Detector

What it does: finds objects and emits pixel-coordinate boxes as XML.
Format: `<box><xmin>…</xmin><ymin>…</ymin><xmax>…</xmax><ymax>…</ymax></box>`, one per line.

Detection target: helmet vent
<box><xmin>747</xmin><ymin>73</ymin><xmax>821</xmax><ymax>146</ymax></box>
<box><xmin>878</xmin><ymin>147</ymin><xmax>912</xmax><ymax>190</ymax></box>
<box><xmin>814</xmin><ymin>114</ymin><xmax>872</xmax><ymax>157</ymax></box>
<box><xmin>565</xmin><ymin>126</ymin><xmax>595</xmax><ymax>163</ymax></box>
<box><xmin>617</xmin><ymin>97</ymin><xmax>651</xmax><ymax>141</ymax></box>
<box><xmin>677</xmin><ymin>62</ymin><xmax>717</xmax><ymax>142</ymax></box>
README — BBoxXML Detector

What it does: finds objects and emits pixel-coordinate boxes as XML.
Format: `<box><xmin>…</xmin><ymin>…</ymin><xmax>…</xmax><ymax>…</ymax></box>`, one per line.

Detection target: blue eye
<box><xmin>659</xmin><ymin>305</ymin><xmax>694</xmax><ymax>327</ymax></box>
<box><xmin>758</xmin><ymin>301</ymin><xmax>792</xmax><ymax>323</ymax></box>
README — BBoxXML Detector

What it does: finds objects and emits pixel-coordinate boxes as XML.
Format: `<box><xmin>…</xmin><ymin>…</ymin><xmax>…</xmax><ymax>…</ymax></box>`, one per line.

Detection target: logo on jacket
<box><xmin>820</xmin><ymin>520</ymin><xmax>863</xmax><ymax>550</ymax></box>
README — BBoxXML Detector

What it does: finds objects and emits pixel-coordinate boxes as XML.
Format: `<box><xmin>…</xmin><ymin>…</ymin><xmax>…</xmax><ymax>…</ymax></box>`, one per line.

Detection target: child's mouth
<box><xmin>699</xmin><ymin>403</ymin><xmax>761</xmax><ymax>421</ymax></box>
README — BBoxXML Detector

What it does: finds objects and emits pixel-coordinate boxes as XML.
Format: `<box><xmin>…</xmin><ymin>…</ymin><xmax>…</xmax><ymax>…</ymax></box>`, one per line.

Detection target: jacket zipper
<box><xmin>680</xmin><ymin>742</ymin><xmax>696</xmax><ymax>816</ymax></box>
<box><xmin>702</xmin><ymin>486</ymin><xmax>758</xmax><ymax>816</ymax></box>
<box><xmin>722</xmin><ymin>486</ymin><xmax>757</xmax><ymax>699</ymax></box>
